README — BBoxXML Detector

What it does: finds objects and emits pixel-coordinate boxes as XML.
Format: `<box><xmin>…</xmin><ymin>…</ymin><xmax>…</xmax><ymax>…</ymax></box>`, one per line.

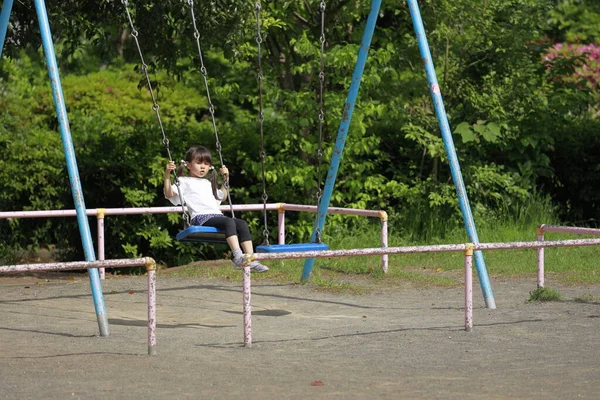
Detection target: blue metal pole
<box><xmin>33</xmin><ymin>0</ymin><xmax>110</xmax><ymax>334</ymax></box>
<box><xmin>301</xmin><ymin>0</ymin><xmax>382</xmax><ymax>282</ymax></box>
<box><xmin>0</xmin><ymin>0</ymin><xmax>14</xmax><ymax>57</ymax></box>
<box><xmin>406</xmin><ymin>0</ymin><xmax>495</xmax><ymax>309</ymax></box>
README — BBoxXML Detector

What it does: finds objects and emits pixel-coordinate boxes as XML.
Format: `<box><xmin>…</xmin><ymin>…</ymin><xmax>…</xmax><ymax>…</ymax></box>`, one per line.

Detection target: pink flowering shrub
<box><xmin>543</xmin><ymin>43</ymin><xmax>600</xmax><ymax>90</ymax></box>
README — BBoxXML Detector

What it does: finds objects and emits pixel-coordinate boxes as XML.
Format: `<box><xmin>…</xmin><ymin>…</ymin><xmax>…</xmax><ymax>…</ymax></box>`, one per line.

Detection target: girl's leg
<box><xmin>232</xmin><ymin>219</ymin><xmax>254</xmax><ymax>254</ymax></box>
<box><xmin>233</xmin><ymin>220</ymin><xmax>269</xmax><ymax>272</ymax></box>
<box><xmin>204</xmin><ymin>217</ymin><xmax>251</xmax><ymax>249</ymax></box>
<box><xmin>203</xmin><ymin>216</ymin><xmax>241</xmax><ymax>250</ymax></box>
<box><xmin>227</xmin><ymin>236</ymin><xmax>241</xmax><ymax>252</ymax></box>
<box><xmin>203</xmin><ymin>217</ymin><xmax>243</xmax><ymax>266</ymax></box>
<box><xmin>233</xmin><ymin>219</ymin><xmax>269</xmax><ymax>273</ymax></box>
<box><xmin>241</xmin><ymin>241</ymin><xmax>253</xmax><ymax>254</ymax></box>
<box><xmin>204</xmin><ymin>217</ymin><xmax>268</xmax><ymax>272</ymax></box>
<box><xmin>232</xmin><ymin>218</ymin><xmax>252</xmax><ymax>243</ymax></box>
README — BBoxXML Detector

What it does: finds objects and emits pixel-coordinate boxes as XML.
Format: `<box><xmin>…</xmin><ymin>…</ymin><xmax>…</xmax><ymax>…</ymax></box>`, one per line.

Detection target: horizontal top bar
<box><xmin>539</xmin><ymin>224</ymin><xmax>600</xmax><ymax>236</ymax></box>
<box><xmin>0</xmin><ymin>257</ymin><xmax>154</xmax><ymax>274</ymax></box>
<box><xmin>5</xmin><ymin>237</ymin><xmax>600</xmax><ymax>272</ymax></box>
<box><xmin>0</xmin><ymin>204</ymin><xmax>384</xmax><ymax>219</ymax></box>
<box><xmin>251</xmin><ymin>238</ymin><xmax>600</xmax><ymax>260</ymax></box>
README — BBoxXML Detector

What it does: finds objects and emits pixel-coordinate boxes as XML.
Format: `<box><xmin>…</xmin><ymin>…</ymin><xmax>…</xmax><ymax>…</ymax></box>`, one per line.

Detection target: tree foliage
<box><xmin>2</xmin><ymin>0</ymin><xmax>600</xmax><ymax>265</ymax></box>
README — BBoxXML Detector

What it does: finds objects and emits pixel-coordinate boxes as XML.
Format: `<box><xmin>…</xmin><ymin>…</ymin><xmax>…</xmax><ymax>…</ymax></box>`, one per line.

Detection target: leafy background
<box><xmin>1</xmin><ymin>0</ymin><xmax>600</xmax><ymax>266</ymax></box>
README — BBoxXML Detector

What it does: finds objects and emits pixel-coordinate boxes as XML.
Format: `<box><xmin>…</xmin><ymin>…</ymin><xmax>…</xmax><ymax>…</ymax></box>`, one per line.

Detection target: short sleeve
<box><xmin>166</xmin><ymin>181</ymin><xmax>182</xmax><ymax>205</ymax></box>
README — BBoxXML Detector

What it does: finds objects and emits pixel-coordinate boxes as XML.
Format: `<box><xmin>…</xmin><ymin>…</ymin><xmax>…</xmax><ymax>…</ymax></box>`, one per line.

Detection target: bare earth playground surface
<box><xmin>0</xmin><ymin>268</ymin><xmax>599</xmax><ymax>399</ymax></box>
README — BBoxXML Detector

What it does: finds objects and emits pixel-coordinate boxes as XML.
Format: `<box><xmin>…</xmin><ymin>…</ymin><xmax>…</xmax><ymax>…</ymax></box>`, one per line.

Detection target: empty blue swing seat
<box><xmin>176</xmin><ymin>226</ymin><xmax>228</xmax><ymax>244</ymax></box>
<box><xmin>256</xmin><ymin>243</ymin><xmax>329</xmax><ymax>253</ymax></box>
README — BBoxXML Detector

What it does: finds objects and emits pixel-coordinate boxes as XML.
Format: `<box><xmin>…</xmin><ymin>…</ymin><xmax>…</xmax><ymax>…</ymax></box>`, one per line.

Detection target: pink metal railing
<box><xmin>248</xmin><ymin>237</ymin><xmax>600</xmax><ymax>332</ymax></box>
<box><xmin>0</xmin><ymin>257</ymin><xmax>159</xmax><ymax>355</ymax></box>
<box><xmin>0</xmin><ymin>203</ymin><xmax>389</xmax><ymax>277</ymax></box>
<box><xmin>8</xmin><ymin>208</ymin><xmax>599</xmax><ymax>334</ymax></box>
<box><xmin>4</xmin><ymin>226</ymin><xmax>600</xmax><ymax>339</ymax></box>
<box><xmin>536</xmin><ymin>224</ymin><xmax>600</xmax><ymax>288</ymax></box>
<box><xmin>0</xmin><ymin>256</ymin><xmax>255</xmax><ymax>351</ymax></box>
<box><xmin>0</xmin><ymin>203</ymin><xmax>386</xmax><ymax>351</ymax></box>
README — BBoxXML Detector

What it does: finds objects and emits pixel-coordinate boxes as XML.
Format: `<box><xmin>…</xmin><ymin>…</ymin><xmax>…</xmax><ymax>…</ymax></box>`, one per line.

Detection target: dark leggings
<box><xmin>203</xmin><ymin>216</ymin><xmax>252</xmax><ymax>243</ymax></box>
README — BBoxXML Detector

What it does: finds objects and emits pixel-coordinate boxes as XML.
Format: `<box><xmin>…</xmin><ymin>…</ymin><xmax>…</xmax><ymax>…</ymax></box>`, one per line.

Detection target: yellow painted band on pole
<box><xmin>145</xmin><ymin>257</ymin><xmax>157</xmax><ymax>271</ymax></box>
<box><xmin>378</xmin><ymin>210</ymin><xmax>388</xmax><ymax>222</ymax></box>
<box><xmin>465</xmin><ymin>243</ymin><xmax>475</xmax><ymax>256</ymax></box>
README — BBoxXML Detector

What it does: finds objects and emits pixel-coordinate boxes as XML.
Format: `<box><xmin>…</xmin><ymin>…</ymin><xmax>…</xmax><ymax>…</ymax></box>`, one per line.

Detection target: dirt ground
<box><xmin>0</xmin><ymin>270</ymin><xmax>599</xmax><ymax>400</ymax></box>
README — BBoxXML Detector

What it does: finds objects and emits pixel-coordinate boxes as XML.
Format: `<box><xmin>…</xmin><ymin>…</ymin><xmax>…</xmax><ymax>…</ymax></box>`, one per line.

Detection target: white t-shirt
<box><xmin>166</xmin><ymin>177</ymin><xmax>223</xmax><ymax>218</ymax></box>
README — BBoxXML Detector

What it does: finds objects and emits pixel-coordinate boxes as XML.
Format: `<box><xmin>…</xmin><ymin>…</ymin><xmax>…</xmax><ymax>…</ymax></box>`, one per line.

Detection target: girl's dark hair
<box><xmin>177</xmin><ymin>145</ymin><xmax>220</xmax><ymax>200</ymax></box>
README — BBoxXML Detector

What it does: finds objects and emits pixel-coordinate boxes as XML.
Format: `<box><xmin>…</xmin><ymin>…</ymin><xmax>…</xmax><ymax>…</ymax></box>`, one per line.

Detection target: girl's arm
<box><xmin>164</xmin><ymin>161</ymin><xmax>176</xmax><ymax>198</ymax></box>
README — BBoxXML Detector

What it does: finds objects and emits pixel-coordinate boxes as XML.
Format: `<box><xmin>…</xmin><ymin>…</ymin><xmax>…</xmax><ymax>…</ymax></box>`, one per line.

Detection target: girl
<box><xmin>164</xmin><ymin>145</ymin><xmax>269</xmax><ymax>273</ymax></box>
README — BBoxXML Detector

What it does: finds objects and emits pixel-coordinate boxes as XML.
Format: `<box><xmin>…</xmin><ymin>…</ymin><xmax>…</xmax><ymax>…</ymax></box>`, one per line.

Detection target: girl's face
<box><xmin>187</xmin><ymin>159</ymin><xmax>212</xmax><ymax>178</ymax></box>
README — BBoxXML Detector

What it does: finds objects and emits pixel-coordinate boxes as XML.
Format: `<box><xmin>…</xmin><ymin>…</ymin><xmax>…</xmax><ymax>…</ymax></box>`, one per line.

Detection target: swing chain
<box><xmin>186</xmin><ymin>0</ymin><xmax>236</xmax><ymax>218</ymax></box>
<box><xmin>255</xmin><ymin>1</ymin><xmax>270</xmax><ymax>246</ymax></box>
<box><xmin>314</xmin><ymin>0</ymin><xmax>327</xmax><ymax>243</ymax></box>
<box><xmin>122</xmin><ymin>0</ymin><xmax>190</xmax><ymax>225</ymax></box>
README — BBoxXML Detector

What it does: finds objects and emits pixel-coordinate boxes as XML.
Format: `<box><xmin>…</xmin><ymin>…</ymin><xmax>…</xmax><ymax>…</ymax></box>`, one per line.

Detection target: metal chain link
<box><xmin>314</xmin><ymin>0</ymin><xmax>327</xmax><ymax>243</ymax></box>
<box><xmin>121</xmin><ymin>0</ymin><xmax>190</xmax><ymax>227</ymax></box>
<box><xmin>255</xmin><ymin>1</ymin><xmax>270</xmax><ymax>246</ymax></box>
<box><xmin>185</xmin><ymin>0</ymin><xmax>235</xmax><ymax>219</ymax></box>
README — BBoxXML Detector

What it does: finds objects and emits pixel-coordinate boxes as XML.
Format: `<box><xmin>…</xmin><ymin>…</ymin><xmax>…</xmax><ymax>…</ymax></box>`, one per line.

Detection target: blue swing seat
<box><xmin>256</xmin><ymin>243</ymin><xmax>329</xmax><ymax>253</ymax></box>
<box><xmin>176</xmin><ymin>226</ymin><xmax>329</xmax><ymax>252</ymax></box>
<box><xmin>176</xmin><ymin>226</ymin><xmax>228</xmax><ymax>244</ymax></box>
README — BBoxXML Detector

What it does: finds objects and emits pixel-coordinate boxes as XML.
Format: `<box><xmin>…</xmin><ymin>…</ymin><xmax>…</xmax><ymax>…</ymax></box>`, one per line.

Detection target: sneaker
<box><xmin>232</xmin><ymin>256</ymin><xmax>244</xmax><ymax>270</ymax></box>
<box><xmin>249</xmin><ymin>261</ymin><xmax>269</xmax><ymax>273</ymax></box>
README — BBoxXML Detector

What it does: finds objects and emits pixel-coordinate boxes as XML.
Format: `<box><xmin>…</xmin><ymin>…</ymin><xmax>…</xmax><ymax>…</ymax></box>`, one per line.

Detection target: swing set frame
<box><xmin>0</xmin><ymin>0</ymin><xmax>497</xmax><ymax>315</ymax></box>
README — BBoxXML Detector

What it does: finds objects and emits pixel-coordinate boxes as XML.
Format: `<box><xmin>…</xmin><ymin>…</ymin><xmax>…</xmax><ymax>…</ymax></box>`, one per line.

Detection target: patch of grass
<box><xmin>0</xmin><ymin>246</ymin><xmax>30</xmax><ymax>265</ymax></box>
<box><xmin>528</xmin><ymin>287</ymin><xmax>563</xmax><ymax>302</ymax></box>
<box><xmin>574</xmin><ymin>294</ymin><xmax>600</xmax><ymax>303</ymax></box>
